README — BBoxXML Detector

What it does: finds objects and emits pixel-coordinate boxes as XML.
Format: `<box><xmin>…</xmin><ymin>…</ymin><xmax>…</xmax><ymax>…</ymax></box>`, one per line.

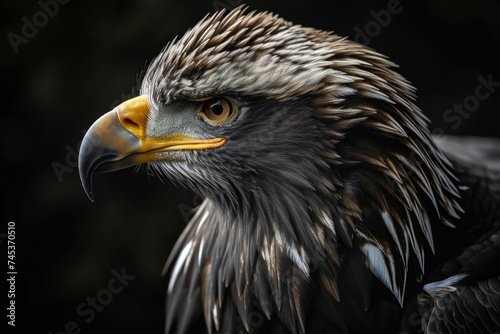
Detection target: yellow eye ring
<box><xmin>198</xmin><ymin>98</ymin><xmax>235</xmax><ymax>123</ymax></box>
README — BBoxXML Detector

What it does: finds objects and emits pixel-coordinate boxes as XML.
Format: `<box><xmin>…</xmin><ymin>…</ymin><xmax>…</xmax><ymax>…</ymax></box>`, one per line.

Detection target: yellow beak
<box><xmin>78</xmin><ymin>95</ymin><xmax>226</xmax><ymax>201</ymax></box>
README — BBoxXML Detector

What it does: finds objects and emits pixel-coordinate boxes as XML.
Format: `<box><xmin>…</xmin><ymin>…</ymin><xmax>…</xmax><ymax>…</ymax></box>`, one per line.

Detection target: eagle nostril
<box><xmin>123</xmin><ymin>118</ymin><xmax>139</xmax><ymax>129</ymax></box>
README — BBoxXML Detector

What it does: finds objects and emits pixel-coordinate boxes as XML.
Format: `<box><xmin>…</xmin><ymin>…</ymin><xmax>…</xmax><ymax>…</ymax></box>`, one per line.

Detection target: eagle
<box><xmin>78</xmin><ymin>7</ymin><xmax>500</xmax><ymax>334</ymax></box>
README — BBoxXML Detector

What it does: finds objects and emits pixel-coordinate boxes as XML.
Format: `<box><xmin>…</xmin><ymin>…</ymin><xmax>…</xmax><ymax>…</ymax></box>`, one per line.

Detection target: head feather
<box><xmin>146</xmin><ymin>7</ymin><xmax>463</xmax><ymax>333</ymax></box>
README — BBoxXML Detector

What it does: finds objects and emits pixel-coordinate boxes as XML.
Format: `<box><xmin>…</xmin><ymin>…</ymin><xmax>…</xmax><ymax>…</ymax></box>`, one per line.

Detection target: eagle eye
<box><xmin>200</xmin><ymin>98</ymin><xmax>234</xmax><ymax>123</ymax></box>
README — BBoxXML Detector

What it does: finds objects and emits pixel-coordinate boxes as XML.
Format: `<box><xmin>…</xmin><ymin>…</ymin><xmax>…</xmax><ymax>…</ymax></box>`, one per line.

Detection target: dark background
<box><xmin>2</xmin><ymin>0</ymin><xmax>500</xmax><ymax>333</ymax></box>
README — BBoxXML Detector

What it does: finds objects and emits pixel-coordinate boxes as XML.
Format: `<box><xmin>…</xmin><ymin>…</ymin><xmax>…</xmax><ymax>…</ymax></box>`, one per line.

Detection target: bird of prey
<box><xmin>78</xmin><ymin>7</ymin><xmax>500</xmax><ymax>334</ymax></box>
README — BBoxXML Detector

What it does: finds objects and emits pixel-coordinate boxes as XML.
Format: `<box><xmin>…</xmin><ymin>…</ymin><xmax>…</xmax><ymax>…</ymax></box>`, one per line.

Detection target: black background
<box><xmin>2</xmin><ymin>0</ymin><xmax>500</xmax><ymax>333</ymax></box>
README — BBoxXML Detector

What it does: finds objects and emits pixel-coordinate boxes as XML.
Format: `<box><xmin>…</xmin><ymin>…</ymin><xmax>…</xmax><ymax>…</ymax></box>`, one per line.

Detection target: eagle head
<box><xmin>79</xmin><ymin>7</ymin><xmax>462</xmax><ymax>334</ymax></box>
